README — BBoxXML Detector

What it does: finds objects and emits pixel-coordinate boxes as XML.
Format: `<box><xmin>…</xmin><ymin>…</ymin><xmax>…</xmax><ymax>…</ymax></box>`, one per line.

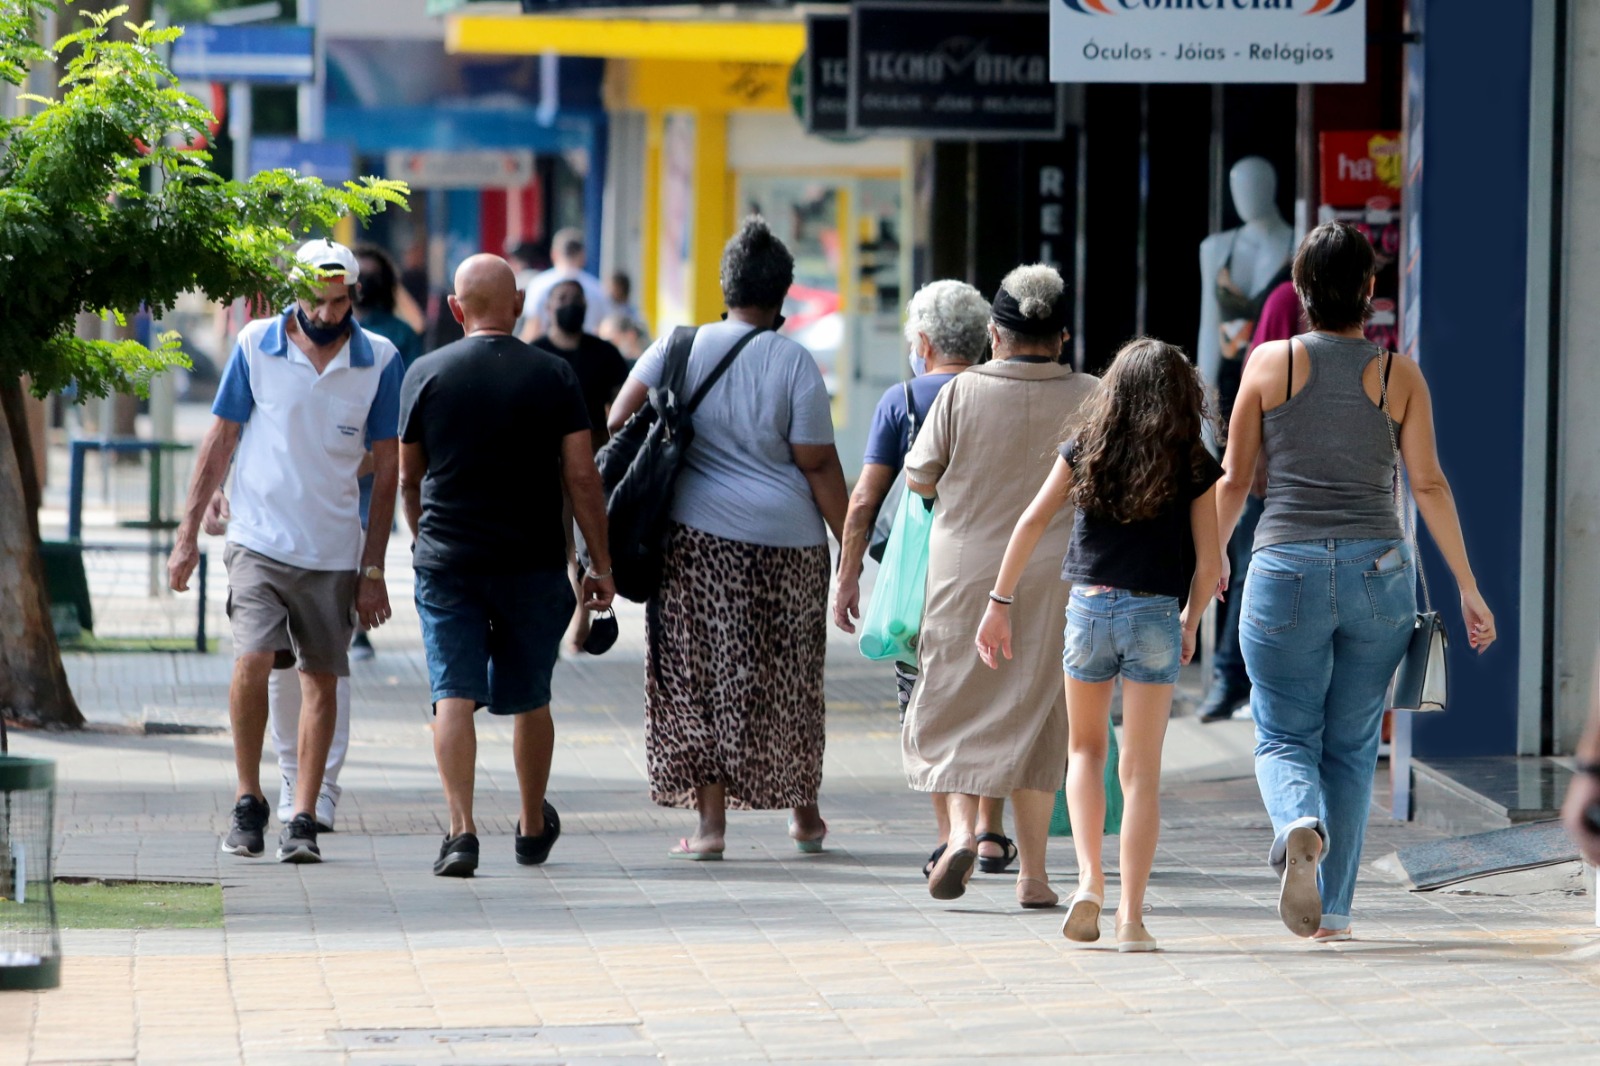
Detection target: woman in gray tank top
<box><xmin>1215</xmin><ymin>222</ymin><xmax>1496</xmax><ymax>943</ymax></box>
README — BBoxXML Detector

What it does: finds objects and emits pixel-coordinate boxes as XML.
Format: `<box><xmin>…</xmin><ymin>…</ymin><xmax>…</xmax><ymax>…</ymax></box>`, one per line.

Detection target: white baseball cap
<box><xmin>294</xmin><ymin>238</ymin><xmax>361</xmax><ymax>284</ymax></box>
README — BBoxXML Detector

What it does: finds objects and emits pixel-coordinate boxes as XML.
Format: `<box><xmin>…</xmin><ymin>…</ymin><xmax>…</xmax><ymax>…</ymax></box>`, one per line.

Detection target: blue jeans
<box><xmin>1213</xmin><ymin>493</ymin><xmax>1264</xmax><ymax>690</ymax></box>
<box><xmin>1241</xmin><ymin>538</ymin><xmax>1414</xmax><ymax>931</ymax></box>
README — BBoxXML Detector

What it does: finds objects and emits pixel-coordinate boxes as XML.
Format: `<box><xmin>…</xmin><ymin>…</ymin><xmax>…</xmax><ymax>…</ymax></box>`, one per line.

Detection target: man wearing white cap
<box><xmin>169</xmin><ymin>239</ymin><xmax>404</xmax><ymax>864</ymax></box>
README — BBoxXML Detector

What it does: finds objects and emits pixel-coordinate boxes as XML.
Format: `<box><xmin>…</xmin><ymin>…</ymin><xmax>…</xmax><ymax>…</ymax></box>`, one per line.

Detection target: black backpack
<box><xmin>593</xmin><ymin>324</ymin><xmax>765</xmax><ymax>602</ymax></box>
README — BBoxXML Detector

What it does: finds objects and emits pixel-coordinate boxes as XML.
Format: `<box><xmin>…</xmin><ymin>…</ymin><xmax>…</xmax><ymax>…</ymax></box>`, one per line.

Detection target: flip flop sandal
<box><xmin>976</xmin><ymin>831</ymin><xmax>1018</xmax><ymax>874</ymax></box>
<box><xmin>927</xmin><ymin>845</ymin><xmax>977</xmax><ymax>901</ymax></box>
<box><xmin>1313</xmin><ymin>928</ymin><xmax>1353</xmax><ymax>943</ymax></box>
<box><xmin>1062</xmin><ymin>888</ymin><xmax>1104</xmax><ymax>943</ymax></box>
<box><xmin>668</xmin><ymin>838</ymin><xmax>724</xmax><ymax>861</ymax></box>
<box><xmin>922</xmin><ymin>843</ymin><xmax>948</xmax><ymax>879</ymax></box>
<box><xmin>1278</xmin><ymin>825</ymin><xmax>1323</xmax><ymax>938</ymax></box>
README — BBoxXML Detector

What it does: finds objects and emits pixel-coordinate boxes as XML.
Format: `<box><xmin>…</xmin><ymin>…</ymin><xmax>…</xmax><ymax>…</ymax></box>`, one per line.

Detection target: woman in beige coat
<box><xmin>904</xmin><ymin>264</ymin><xmax>1098</xmax><ymax>907</ymax></box>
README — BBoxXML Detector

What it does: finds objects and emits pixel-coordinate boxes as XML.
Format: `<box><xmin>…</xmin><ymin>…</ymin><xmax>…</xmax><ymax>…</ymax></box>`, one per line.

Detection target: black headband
<box><xmin>992</xmin><ymin>285</ymin><xmax>1070</xmax><ymax>336</ymax></box>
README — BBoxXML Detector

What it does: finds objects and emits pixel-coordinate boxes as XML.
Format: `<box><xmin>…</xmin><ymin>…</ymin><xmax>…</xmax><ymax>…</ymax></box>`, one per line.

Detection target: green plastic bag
<box><xmin>858</xmin><ymin>490</ymin><xmax>934</xmax><ymax>662</ymax></box>
<box><xmin>1050</xmin><ymin>715</ymin><xmax>1124</xmax><ymax>836</ymax></box>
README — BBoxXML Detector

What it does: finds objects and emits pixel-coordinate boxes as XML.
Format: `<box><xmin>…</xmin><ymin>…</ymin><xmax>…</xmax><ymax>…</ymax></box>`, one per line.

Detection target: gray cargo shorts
<box><xmin>224</xmin><ymin>543</ymin><xmax>358</xmax><ymax>676</ymax></box>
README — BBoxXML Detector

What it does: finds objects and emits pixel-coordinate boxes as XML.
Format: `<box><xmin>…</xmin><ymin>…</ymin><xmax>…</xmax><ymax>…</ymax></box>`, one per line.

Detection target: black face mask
<box><xmin>553</xmin><ymin>302</ymin><xmax>587</xmax><ymax>334</ymax></box>
<box><xmin>582</xmin><ymin>609</ymin><xmax>618</xmax><ymax>655</ymax></box>
<box><xmin>297</xmin><ymin>305</ymin><xmax>353</xmax><ymax>347</ymax></box>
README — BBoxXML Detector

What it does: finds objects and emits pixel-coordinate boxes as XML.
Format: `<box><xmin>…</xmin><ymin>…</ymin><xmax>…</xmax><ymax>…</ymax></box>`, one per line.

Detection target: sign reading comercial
<box><xmin>849</xmin><ymin>3</ymin><xmax>1063</xmax><ymax>140</ymax></box>
<box><xmin>1050</xmin><ymin>0</ymin><xmax>1367</xmax><ymax>85</ymax></box>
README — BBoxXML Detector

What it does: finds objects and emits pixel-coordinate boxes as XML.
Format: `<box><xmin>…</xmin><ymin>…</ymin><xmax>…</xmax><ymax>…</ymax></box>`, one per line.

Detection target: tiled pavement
<box><xmin>4</xmin><ymin>543</ymin><xmax>1600</xmax><ymax>1063</ymax></box>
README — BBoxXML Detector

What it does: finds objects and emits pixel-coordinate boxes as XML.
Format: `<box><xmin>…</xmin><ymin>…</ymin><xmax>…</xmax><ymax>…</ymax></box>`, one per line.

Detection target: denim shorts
<box><xmin>1062</xmin><ymin>587</ymin><xmax>1183</xmax><ymax>686</ymax></box>
<box><xmin>414</xmin><ymin>565</ymin><xmax>576</xmax><ymax>715</ymax></box>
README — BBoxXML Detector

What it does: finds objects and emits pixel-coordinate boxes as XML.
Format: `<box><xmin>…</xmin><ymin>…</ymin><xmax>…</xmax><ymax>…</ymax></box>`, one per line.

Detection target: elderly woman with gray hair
<box><xmin>833</xmin><ymin>280</ymin><xmax>1016</xmax><ymax>877</ymax></box>
<box><xmin>903</xmin><ymin>264</ymin><xmax>1099</xmax><ymax>907</ymax></box>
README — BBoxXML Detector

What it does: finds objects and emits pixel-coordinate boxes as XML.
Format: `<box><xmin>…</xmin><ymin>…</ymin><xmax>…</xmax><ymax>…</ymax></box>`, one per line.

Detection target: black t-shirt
<box><xmin>532</xmin><ymin>334</ymin><xmax>630</xmax><ymax>447</ymax></box>
<box><xmin>399</xmin><ymin>335</ymin><xmax>589</xmax><ymax>572</ymax></box>
<box><xmin>1059</xmin><ymin>438</ymin><xmax>1224</xmax><ymax>604</ymax></box>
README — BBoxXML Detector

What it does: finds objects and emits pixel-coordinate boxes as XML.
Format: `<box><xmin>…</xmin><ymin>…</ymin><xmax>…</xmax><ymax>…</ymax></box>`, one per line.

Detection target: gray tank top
<box><xmin>1253</xmin><ymin>332</ymin><xmax>1402</xmax><ymax>551</ymax></box>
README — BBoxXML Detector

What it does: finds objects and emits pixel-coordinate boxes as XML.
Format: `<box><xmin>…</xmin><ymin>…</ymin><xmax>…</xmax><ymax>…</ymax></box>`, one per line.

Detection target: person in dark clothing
<box><xmin>399</xmin><ymin>254</ymin><xmax>615</xmax><ymax>878</ymax></box>
<box><xmin>532</xmin><ymin>278</ymin><xmax>630</xmax><ymax>651</ymax></box>
<box><xmin>532</xmin><ymin>279</ymin><xmax>631</xmax><ymax>454</ymax></box>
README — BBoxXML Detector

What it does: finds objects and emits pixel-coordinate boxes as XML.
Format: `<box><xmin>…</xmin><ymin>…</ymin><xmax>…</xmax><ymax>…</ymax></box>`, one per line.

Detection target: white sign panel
<box><xmin>384</xmin><ymin>150</ymin><xmax>535</xmax><ymax>190</ymax></box>
<box><xmin>1051</xmin><ymin>0</ymin><xmax>1367</xmax><ymax>84</ymax></box>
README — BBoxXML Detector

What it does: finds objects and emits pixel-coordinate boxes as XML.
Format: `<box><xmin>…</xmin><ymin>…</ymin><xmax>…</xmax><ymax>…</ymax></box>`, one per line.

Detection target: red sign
<box><xmin>1320</xmin><ymin>130</ymin><xmax>1403</xmax><ymax>207</ymax></box>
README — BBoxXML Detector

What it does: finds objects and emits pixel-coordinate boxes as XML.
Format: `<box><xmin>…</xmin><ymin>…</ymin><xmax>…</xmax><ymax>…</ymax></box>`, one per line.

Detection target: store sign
<box><xmin>848</xmin><ymin>3</ymin><xmax>1064</xmax><ymax>140</ymax></box>
<box><xmin>170</xmin><ymin>24</ymin><xmax>315</xmax><ymax>85</ymax></box>
<box><xmin>250</xmin><ymin>138</ymin><xmax>355</xmax><ymax>183</ymax></box>
<box><xmin>384</xmin><ymin>150</ymin><xmax>535</xmax><ymax>189</ymax></box>
<box><xmin>1319</xmin><ymin>130</ymin><xmax>1401</xmax><ymax>207</ymax></box>
<box><xmin>1050</xmin><ymin>0</ymin><xmax>1367</xmax><ymax>85</ymax></box>
<box><xmin>803</xmin><ymin>14</ymin><xmax>851</xmax><ymax>136</ymax></box>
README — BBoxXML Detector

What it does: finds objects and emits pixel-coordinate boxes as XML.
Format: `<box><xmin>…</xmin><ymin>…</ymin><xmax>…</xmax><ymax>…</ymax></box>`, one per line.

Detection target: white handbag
<box><xmin>1378</xmin><ymin>351</ymin><xmax>1449</xmax><ymax>713</ymax></box>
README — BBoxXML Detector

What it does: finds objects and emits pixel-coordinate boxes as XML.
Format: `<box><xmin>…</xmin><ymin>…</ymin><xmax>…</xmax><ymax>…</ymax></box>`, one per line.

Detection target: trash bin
<box><xmin>0</xmin><ymin>755</ymin><xmax>59</xmax><ymax>990</ymax></box>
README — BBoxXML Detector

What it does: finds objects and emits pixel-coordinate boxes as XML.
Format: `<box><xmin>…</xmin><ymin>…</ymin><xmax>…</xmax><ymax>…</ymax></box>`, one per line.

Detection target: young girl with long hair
<box><xmin>976</xmin><ymin>338</ymin><xmax>1222</xmax><ymax>952</ymax></box>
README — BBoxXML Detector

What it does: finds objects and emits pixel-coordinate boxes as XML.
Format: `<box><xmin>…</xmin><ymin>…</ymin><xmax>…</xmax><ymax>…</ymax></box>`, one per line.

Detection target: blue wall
<box><xmin>1410</xmin><ymin>0</ymin><xmax>1532</xmax><ymax>758</ymax></box>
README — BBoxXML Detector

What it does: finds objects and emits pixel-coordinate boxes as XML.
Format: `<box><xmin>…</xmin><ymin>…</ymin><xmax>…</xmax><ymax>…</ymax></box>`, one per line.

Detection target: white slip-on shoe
<box><xmin>1278</xmin><ymin>825</ymin><xmax>1323</xmax><ymax>938</ymax></box>
<box><xmin>1117</xmin><ymin>922</ymin><xmax>1158</xmax><ymax>953</ymax></box>
<box><xmin>1062</xmin><ymin>889</ymin><xmax>1104</xmax><ymax>943</ymax></box>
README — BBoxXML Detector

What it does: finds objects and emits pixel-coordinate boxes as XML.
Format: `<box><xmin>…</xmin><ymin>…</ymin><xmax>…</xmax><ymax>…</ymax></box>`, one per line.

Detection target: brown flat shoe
<box><xmin>1061</xmin><ymin>889</ymin><xmax>1103</xmax><ymax>943</ymax></box>
<box><xmin>1016</xmin><ymin>877</ymin><xmax>1059</xmax><ymax>909</ymax></box>
<box><xmin>927</xmin><ymin>845</ymin><xmax>977</xmax><ymax>901</ymax></box>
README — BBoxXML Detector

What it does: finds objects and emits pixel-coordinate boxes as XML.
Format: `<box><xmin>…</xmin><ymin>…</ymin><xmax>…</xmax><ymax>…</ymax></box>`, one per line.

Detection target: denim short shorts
<box><xmin>414</xmin><ymin>565</ymin><xmax>576</xmax><ymax>715</ymax></box>
<box><xmin>1062</xmin><ymin>587</ymin><xmax>1183</xmax><ymax>686</ymax></box>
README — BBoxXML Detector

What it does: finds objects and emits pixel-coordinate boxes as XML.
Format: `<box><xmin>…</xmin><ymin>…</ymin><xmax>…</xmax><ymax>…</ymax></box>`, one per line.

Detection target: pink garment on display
<box><xmin>1247</xmin><ymin>281</ymin><xmax>1304</xmax><ymax>360</ymax></box>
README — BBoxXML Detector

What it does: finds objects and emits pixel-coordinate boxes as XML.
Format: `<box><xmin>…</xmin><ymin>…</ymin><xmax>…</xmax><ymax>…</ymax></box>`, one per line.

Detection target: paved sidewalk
<box><xmin>4</xmin><ymin>547</ymin><xmax>1599</xmax><ymax>1063</ymax></box>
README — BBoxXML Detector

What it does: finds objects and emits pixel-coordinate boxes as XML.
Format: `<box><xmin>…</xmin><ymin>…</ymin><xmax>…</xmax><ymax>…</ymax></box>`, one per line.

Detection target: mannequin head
<box><xmin>1229</xmin><ymin>156</ymin><xmax>1280</xmax><ymax>224</ymax></box>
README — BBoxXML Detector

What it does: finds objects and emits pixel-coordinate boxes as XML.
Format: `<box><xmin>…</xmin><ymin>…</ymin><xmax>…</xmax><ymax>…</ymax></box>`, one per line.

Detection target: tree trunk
<box><xmin>0</xmin><ymin>385</ymin><xmax>84</xmax><ymax>730</ymax></box>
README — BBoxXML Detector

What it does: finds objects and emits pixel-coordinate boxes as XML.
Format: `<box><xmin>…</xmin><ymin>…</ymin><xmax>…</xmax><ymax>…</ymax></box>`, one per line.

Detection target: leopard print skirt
<box><xmin>644</xmin><ymin>522</ymin><xmax>829</xmax><ymax>810</ymax></box>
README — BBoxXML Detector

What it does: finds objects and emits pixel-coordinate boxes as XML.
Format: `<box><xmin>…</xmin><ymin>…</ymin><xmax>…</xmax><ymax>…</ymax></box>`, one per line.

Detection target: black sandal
<box><xmin>976</xmin><ymin>832</ymin><xmax>1018</xmax><ymax>874</ymax></box>
<box><xmin>922</xmin><ymin>842</ymin><xmax>948</xmax><ymax>879</ymax></box>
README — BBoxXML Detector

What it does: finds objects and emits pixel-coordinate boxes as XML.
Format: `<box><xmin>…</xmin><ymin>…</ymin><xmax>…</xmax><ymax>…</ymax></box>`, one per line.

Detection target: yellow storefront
<box><xmin>446</xmin><ymin>10</ymin><xmax>915</xmax><ymax>474</ymax></box>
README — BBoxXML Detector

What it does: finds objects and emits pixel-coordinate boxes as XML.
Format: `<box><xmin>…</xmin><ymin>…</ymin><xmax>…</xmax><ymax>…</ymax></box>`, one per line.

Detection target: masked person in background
<box><xmin>833</xmin><ymin>280</ymin><xmax>1019</xmax><ymax>880</ymax></box>
<box><xmin>533</xmin><ymin>279</ymin><xmax>631</xmax><ymax>652</ymax></box>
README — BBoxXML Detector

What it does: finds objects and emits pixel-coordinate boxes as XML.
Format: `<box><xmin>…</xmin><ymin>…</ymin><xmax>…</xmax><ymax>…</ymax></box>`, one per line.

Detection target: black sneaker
<box><xmin>514</xmin><ymin>800</ymin><xmax>561</xmax><ymax>866</ymax></box>
<box><xmin>433</xmin><ymin>832</ymin><xmax>480</xmax><ymax>878</ymax></box>
<box><xmin>222</xmin><ymin>794</ymin><xmax>270</xmax><ymax>858</ymax></box>
<box><xmin>276</xmin><ymin>813</ymin><xmax>322</xmax><ymax>864</ymax></box>
<box><xmin>350</xmin><ymin>629</ymin><xmax>375</xmax><ymax>663</ymax></box>
<box><xmin>1198</xmin><ymin>683</ymin><xmax>1251</xmax><ymax>724</ymax></box>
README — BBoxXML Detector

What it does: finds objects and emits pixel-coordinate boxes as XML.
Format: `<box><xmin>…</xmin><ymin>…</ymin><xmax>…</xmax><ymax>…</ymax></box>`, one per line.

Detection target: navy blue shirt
<box><xmin>862</xmin><ymin>372</ymin><xmax>961</xmax><ymax>470</ymax></box>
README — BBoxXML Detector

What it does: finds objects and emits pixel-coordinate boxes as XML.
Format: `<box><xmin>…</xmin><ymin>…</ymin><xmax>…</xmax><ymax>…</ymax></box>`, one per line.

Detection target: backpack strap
<box><xmin>903</xmin><ymin>379</ymin><xmax>921</xmax><ymax>446</ymax></box>
<box><xmin>685</xmin><ymin>326</ymin><xmax>766</xmax><ymax>413</ymax></box>
<box><xmin>662</xmin><ymin>326</ymin><xmax>699</xmax><ymax>396</ymax></box>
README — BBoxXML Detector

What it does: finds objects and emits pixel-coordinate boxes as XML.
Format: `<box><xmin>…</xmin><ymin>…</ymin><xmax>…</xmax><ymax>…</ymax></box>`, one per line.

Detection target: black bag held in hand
<box><xmin>1378</xmin><ymin>350</ymin><xmax>1449</xmax><ymax>714</ymax></box>
<box><xmin>592</xmin><ymin>325</ymin><xmax>765</xmax><ymax>602</ymax></box>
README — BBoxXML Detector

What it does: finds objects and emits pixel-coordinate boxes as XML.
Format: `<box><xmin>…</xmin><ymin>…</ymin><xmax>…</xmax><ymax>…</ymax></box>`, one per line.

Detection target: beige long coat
<box><xmin>902</xmin><ymin>358</ymin><xmax>1099</xmax><ymax>796</ymax></box>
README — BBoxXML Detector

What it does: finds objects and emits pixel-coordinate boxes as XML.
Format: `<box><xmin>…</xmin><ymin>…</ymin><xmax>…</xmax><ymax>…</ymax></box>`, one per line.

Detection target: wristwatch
<box><xmin>362</xmin><ymin>565</ymin><xmax>385</xmax><ymax>581</ymax></box>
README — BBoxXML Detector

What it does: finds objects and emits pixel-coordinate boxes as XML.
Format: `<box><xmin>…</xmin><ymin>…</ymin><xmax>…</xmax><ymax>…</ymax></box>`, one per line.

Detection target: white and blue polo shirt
<box><xmin>212</xmin><ymin>310</ymin><xmax>403</xmax><ymax>571</ymax></box>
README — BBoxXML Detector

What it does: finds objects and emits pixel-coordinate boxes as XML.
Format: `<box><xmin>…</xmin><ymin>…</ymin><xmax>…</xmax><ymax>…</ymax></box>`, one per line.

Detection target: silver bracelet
<box><xmin>988</xmin><ymin>591</ymin><xmax>1015</xmax><ymax>605</ymax></box>
<box><xmin>586</xmin><ymin>567</ymin><xmax>613</xmax><ymax>580</ymax></box>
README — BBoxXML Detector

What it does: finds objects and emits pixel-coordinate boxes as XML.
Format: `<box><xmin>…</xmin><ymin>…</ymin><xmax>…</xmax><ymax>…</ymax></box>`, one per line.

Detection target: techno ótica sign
<box><xmin>850</xmin><ymin>2</ymin><xmax>1064</xmax><ymax>140</ymax></box>
<box><xmin>1050</xmin><ymin>0</ymin><xmax>1367</xmax><ymax>84</ymax></box>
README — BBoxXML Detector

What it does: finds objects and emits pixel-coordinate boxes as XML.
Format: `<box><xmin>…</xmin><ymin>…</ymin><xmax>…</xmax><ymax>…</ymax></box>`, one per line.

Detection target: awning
<box><xmin>446</xmin><ymin>13</ymin><xmax>806</xmax><ymax>64</ymax></box>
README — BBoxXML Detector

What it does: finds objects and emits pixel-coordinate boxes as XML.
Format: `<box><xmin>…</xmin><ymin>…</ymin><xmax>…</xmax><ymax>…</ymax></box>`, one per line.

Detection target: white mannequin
<box><xmin>1197</xmin><ymin>156</ymin><xmax>1296</xmax><ymax>393</ymax></box>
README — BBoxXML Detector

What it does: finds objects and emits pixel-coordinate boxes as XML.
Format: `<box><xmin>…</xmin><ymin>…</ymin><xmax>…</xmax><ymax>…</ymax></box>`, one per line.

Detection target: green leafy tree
<box><xmin>0</xmin><ymin>2</ymin><xmax>407</xmax><ymax>728</ymax></box>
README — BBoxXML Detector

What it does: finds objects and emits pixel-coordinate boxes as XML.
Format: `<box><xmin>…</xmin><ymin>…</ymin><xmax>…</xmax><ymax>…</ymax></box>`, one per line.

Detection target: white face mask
<box><xmin>908</xmin><ymin>348</ymin><xmax>927</xmax><ymax>378</ymax></box>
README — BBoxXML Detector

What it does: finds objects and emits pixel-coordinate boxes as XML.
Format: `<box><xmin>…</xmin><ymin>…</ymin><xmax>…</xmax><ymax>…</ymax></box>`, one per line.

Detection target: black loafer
<box><xmin>433</xmin><ymin>832</ymin><xmax>479</xmax><ymax>877</ymax></box>
<box><xmin>515</xmin><ymin>800</ymin><xmax>561</xmax><ymax>866</ymax></box>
